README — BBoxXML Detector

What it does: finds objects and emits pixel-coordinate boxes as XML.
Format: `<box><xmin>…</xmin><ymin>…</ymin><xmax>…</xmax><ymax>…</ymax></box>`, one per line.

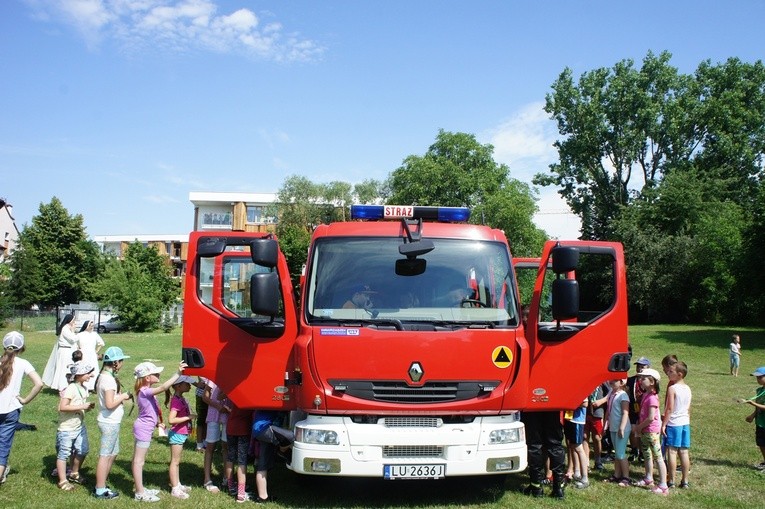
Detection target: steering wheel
<box><xmin>460</xmin><ymin>298</ymin><xmax>487</xmax><ymax>308</ymax></box>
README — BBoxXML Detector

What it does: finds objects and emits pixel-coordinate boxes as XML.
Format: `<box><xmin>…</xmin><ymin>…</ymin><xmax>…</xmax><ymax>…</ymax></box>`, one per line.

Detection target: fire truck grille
<box><xmin>327</xmin><ymin>380</ymin><xmax>500</xmax><ymax>404</ymax></box>
<box><xmin>383</xmin><ymin>445</ymin><xmax>444</xmax><ymax>458</ymax></box>
<box><xmin>383</xmin><ymin>417</ymin><xmax>441</xmax><ymax>428</ymax></box>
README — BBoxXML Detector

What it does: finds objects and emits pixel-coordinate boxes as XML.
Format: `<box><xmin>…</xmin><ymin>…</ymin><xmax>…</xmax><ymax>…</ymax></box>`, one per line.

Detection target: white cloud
<box><xmin>258</xmin><ymin>128</ymin><xmax>291</xmax><ymax>149</ymax></box>
<box><xmin>483</xmin><ymin>102</ymin><xmax>581</xmax><ymax>239</ymax></box>
<box><xmin>143</xmin><ymin>193</ymin><xmax>180</xmax><ymax>204</ymax></box>
<box><xmin>25</xmin><ymin>0</ymin><xmax>324</xmax><ymax>62</ymax></box>
<box><xmin>484</xmin><ymin>101</ymin><xmax>559</xmax><ymax>182</ymax></box>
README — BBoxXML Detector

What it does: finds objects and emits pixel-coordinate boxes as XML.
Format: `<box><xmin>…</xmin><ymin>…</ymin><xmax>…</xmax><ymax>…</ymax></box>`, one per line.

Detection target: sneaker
<box><xmin>204</xmin><ymin>481</ymin><xmax>220</xmax><ymax>493</ymax></box>
<box><xmin>93</xmin><ymin>488</ymin><xmax>119</xmax><ymax>499</ymax></box>
<box><xmin>171</xmin><ymin>486</ymin><xmax>190</xmax><ymax>499</ymax></box>
<box><xmin>0</xmin><ymin>466</ymin><xmax>8</xmax><ymax>484</ymax></box>
<box><xmin>178</xmin><ymin>484</ymin><xmax>192</xmax><ymax>493</ymax></box>
<box><xmin>755</xmin><ymin>462</ymin><xmax>765</xmax><ymax>470</ymax></box>
<box><xmin>144</xmin><ymin>488</ymin><xmax>160</xmax><ymax>497</ymax></box>
<box><xmin>134</xmin><ymin>492</ymin><xmax>160</xmax><ymax>502</ymax></box>
<box><xmin>651</xmin><ymin>485</ymin><xmax>669</xmax><ymax>496</ymax></box>
<box><xmin>573</xmin><ymin>479</ymin><xmax>589</xmax><ymax>489</ymax></box>
<box><xmin>237</xmin><ymin>492</ymin><xmax>250</xmax><ymax>503</ymax></box>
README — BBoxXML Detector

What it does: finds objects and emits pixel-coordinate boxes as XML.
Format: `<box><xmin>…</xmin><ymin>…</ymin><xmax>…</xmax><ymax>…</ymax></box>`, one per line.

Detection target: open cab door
<box><xmin>520</xmin><ymin>241</ymin><xmax>631</xmax><ymax>410</ymax></box>
<box><xmin>182</xmin><ymin>232</ymin><xmax>298</xmax><ymax>411</ymax></box>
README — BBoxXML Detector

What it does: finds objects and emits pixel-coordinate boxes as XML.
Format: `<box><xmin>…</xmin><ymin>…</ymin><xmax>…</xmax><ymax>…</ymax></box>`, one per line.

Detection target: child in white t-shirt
<box><xmin>56</xmin><ymin>361</ymin><xmax>96</xmax><ymax>490</ymax></box>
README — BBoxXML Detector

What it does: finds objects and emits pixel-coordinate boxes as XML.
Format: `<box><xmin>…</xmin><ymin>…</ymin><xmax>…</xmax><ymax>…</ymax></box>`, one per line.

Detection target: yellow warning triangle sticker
<box><xmin>492</xmin><ymin>346</ymin><xmax>513</xmax><ymax>368</ymax></box>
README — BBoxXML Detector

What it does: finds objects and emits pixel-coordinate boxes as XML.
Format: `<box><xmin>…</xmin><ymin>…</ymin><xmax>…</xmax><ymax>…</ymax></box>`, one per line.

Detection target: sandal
<box><xmin>204</xmin><ymin>480</ymin><xmax>220</xmax><ymax>493</ymax></box>
<box><xmin>603</xmin><ymin>475</ymin><xmax>620</xmax><ymax>483</ymax></box>
<box><xmin>617</xmin><ymin>477</ymin><xmax>632</xmax><ymax>487</ymax></box>
<box><xmin>58</xmin><ymin>480</ymin><xmax>76</xmax><ymax>491</ymax></box>
<box><xmin>634</xmin><ymin>478</ymin><xmax>654</xmax><ymax>487</ymax></box>
<box><xmin>67</xmin><ymin>472</ymin><xmax>85</xmax><ymax>485</ymax></box>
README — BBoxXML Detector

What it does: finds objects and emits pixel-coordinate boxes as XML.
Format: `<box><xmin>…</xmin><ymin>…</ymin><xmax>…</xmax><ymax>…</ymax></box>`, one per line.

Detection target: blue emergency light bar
<box><xmin>351</xmin><ymin>205</ymin><xmax>471</xmax><ymax>222</ymax></box>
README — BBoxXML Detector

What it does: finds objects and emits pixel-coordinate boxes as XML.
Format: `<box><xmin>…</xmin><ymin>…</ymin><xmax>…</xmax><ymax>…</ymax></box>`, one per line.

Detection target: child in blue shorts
<box><xmin>56</xmin><ymin>362</ymin><xmax>96</xmax><ymax>490</ymax></box>
<box><xmin>661</xmin><ymin>361</ymin><xmax>691</xmax><ymax>488</ymax></box>
<box><xmin>564</xmin><ymin>398</ymin><xmax>589</xmax><ymax>488</ymax></box>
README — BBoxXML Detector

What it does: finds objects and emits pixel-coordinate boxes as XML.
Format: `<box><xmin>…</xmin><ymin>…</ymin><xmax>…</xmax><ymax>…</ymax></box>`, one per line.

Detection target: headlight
<box><xmin>295</xmin><ymin>427</ymin><xmax>339</xmax><ymax>445</ymax></box>
<box><xmin>489</xmin><ymin>428</ymin><xmax>521</xmax><ymax>444</ymax></box>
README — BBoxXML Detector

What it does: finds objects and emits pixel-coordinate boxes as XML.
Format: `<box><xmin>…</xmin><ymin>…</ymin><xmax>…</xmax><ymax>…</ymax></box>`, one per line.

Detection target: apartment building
<box><xmin>189</xmin><ymin>191</ymin><xmax>278</xmax><ymax>233</ymax></box>
<box><xmin>0</xmin><ymin>198</ymin><xmax>20</xmax><ymax>262</ymax></box>
<box><xmin>93</xmin><ymin>234</ymin><xmax>190</xmax><ymax>277</ymax></box>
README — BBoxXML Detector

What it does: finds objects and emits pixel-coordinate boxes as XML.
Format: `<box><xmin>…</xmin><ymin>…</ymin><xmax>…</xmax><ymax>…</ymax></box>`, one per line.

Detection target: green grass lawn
<box><xmin>0</xmin><ymin>325</ymin><xmax>763</xmax><ymax>508</ymax></box>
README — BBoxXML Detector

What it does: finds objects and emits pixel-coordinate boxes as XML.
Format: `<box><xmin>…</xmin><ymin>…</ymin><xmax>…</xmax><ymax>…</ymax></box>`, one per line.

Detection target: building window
<box><xmin>202</xmin><ymin>212</ymin><xmax>232</xmax><ymax>228</ymax></box>
<box><xmin>246</xmin><ymin>206</ymin><xmax>263</xmax><ymax>224</ymax></box>
<box><xmin>246</xmin><ymin>205</ymin><xmax>276</xmax><ymax>224</ymax></box>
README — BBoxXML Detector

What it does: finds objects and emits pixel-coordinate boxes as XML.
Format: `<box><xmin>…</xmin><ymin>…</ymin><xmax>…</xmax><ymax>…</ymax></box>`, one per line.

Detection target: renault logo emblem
<box><xmin>408</xmin><ymin>362</ymin><xmax>424</xmax><ymax>383</ymax></box>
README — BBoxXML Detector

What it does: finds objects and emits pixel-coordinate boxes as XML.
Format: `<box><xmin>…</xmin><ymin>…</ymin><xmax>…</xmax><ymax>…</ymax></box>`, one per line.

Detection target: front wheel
<box><xmin>97</xmin><ymin>326</ymin><xmax>106</xmax><ymax>333</ymax></box>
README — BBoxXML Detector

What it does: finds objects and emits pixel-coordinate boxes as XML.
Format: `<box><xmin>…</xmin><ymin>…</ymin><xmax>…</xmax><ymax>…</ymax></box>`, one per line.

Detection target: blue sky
<box><xmin>2</xmin><ymin>0</ymin><xmax>764</xmax><ymax>240</ymax></box>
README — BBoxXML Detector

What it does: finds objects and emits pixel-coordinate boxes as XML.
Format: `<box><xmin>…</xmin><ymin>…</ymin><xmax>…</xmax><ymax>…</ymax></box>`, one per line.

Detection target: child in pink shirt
<box><xmin>167</xmin><ymin>375</ymin><xmax>195</xmax><ymax>499</ymax></box>
<box><xmin>632</xmin><ymin>368</ymin><xmax>668</xmax><ymax>495</ymax></box>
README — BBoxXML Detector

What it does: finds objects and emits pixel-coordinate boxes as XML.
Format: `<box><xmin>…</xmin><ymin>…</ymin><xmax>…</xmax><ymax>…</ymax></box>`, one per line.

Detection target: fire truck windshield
<box><xmin>306</xmin><ymin>237</ymin><xmax>519</xmax><ymax>327</ymax></box>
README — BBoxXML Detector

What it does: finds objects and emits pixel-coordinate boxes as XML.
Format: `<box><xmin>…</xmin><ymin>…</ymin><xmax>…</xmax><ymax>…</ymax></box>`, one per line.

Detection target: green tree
<box><xmin>536</xmin><ymin>51</ymin><xmax>692</xmax><ymax>240</ymax></box>
<box><xmin>274</xmin><ymin>175</ymin><xmax>385</xmax><ymax>285</ymax></box>
<box><xmin>0</xmin><ymin>263</ymin><xmax>12</xmax><ymax>322</ymax></box>
<box><xmin>387</xmin><ymin>130</ymin><xmax>546</xmax><ymax>256</ymax></box>
<box><xmin>540</xmin><ymin>52</ymin><xmax>765</xmax><ymax>323</ymax></box>
<box><xmin>90</xmin><ymin>242</ymin><xmax>180</xmax><ymax>332</ymax></box>
<box><xmin>691</xmin><ymin>58</ymin><xmax>765</xmax><ymax>205</ymax></box>
<box><xmin>8</xmin><ymin>197</ymin><xmax>101</xmax><ymax>308</ymax></box>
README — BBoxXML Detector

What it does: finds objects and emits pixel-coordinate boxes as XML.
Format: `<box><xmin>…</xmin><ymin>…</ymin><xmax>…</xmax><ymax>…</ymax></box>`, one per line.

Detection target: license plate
<box><xmin>383</xmin><ymin>464</ymin><xmax>445</xmax><ymax>480</ymax></box>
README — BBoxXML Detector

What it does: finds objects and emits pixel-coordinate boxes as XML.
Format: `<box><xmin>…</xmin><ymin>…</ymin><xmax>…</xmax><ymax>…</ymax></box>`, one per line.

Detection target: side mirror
<box><xmin>552</xmin><ymin>278</ymin><xmax>579</xmax><ymax>320</ymax></box>
<box><xmin>551</xmin><ymin>246</ymin><xmax>579</xmax><ymax>274</ymax></box>
<box><xmin>250</xmin><ymin>272</ymin><xmax>280</xmax><ymax>316</ymax></box>
<box><xmin>250</xmin><ymin>239</ymin><xmax>278</xmax><ymax>268</ymax></box>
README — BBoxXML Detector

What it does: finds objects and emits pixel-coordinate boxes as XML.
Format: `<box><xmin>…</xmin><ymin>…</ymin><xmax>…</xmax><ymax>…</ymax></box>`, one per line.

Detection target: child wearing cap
<box><xmin>632</xmin><ymin>368</ymin><xmax>669</xmax><ymax>495</ymax></box>
<box><xmin>56</xmin><ymin>361</ymin><xmax>96</xmax><ymax>490</ymax></box>
<box><xmin>131</xmin><ymin>360</ymin><xmax>186</xmax><ymax>502</ymax></box>
<box><xmin>166</xmin><ymin>375</ymin><xmax>196</xmax><ymax>499</ymax></box>
<box><xmin>92</xmin><ymin>346</ymin><xmax>132</xmax><ymax>499</ymax></box>
<box><xmin>626</xmin><ymin>357</ymin><xmax>650</xmax><ymax>462</ymax></box>
<box><xmin>0</xmin><ymin>331</ymin><xmax>44</xmax><ymax>485</ymax></box>
<box><xmin>743</xmin><ymin>366</ymin><xmax>765</xmax><ymax>470</ymax></box>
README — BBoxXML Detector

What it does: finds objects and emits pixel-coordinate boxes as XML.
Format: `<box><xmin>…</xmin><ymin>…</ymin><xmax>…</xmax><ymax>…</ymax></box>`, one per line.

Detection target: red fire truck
<box><xmin>182</xmin><ymin>205</ymin><xmax>630</xmax><ymax>480</ymax></box>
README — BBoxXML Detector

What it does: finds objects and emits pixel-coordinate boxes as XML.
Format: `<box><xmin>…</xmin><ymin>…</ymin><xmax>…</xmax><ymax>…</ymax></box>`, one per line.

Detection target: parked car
<box><xmin>97</xmin><ymin>316</ymin><xmax>124</xmax><ymax>333</ymax></box>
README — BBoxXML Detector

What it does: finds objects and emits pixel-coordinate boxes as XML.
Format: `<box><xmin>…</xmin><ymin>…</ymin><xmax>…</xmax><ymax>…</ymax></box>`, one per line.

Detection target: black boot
<box><xmin>522</xmin><ymin>483</ymin><xmax>544</xmax><ymax>498</ymax></box>
<box><xmin>551</xmin><ymin>482</ymin><xmax>565</xmax><ymax>500</ymax></box>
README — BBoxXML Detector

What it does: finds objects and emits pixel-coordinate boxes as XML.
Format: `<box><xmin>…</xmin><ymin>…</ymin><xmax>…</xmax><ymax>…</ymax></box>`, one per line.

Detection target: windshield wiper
<box><xmin>309</xmin><ymin>317</ymin><xmax>404</xmax><ymax>331</ymax></box>
<box><xmin>430</xmin><ymin>320</ymin><xmax>496</xmax><ymax>330</ymax></box>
